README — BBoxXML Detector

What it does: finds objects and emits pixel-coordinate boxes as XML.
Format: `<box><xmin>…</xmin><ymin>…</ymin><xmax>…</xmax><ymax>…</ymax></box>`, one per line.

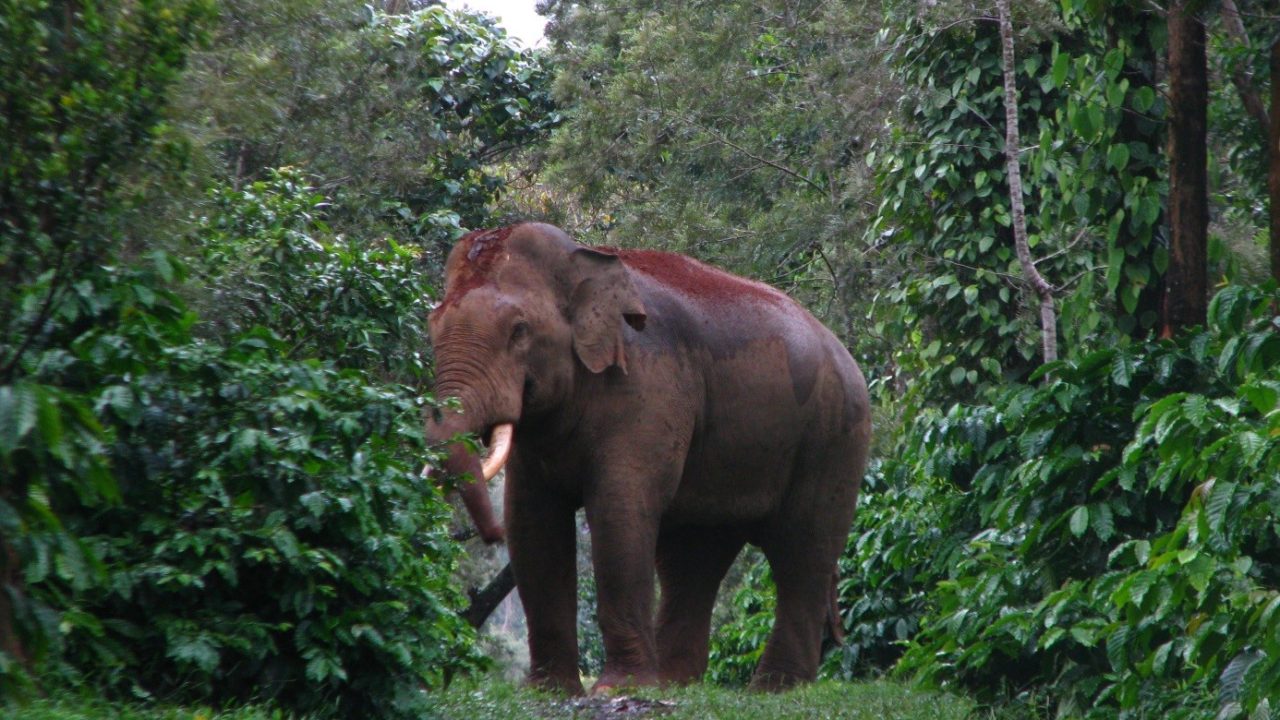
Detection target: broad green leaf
<box><xmin>168</xmin><ymin>635</ymin><xmax>220</xmax><ymax>673</ymax></box>
<box><xmin>36</xmin><ymin>390</ymin><xmax>68</xmax><ymax>464</ymax></box>
<box><xmin>1069</xmin><ymin>623</ymin><xmax>1098</xmax><ymax>648</ymax></box>
<box><xmin>1106</xmin><ymin>144</ymin><xmax>1129</xmax><ymax>171</ymax></box>
<box><xmin>1133</xmin><ymin>85</ymin><xmax>1156</xmax><ymax>113</ymax></box>
<box><xmin>1102</xmin><ymin>48</ymin><xmax>1124</xmax><ymax>80</ymax></box>
<box><xmin>1205</xmin><ymin>481</ymin><xmax>1235</xmax><ymax>537</ymax></box>
<box><xmin>1069</xmin><ymin>506</ymin><xmax>1089</xmax><ymax>536</ymax></box>
<box><xmin>1185</xmin><ymin>554</ymin><xmax>1214</xmax><ymax>594</ymax></box>
<box><xmin>0</xmin><ymin>383</ymin><xmax>38</xmax><ymax>453</ymax></box>
<box><xmin>1091</xmin><ymin>503</ymin><xmax>1114</xmax><ymax>542</ymax></box>
<box><xmin>1051</xmin><ymin>50</ymin><xmax>1070</xmax><ymax>89</ymax></box>
<box><xmin>1106</xmin><ymin>247</ymin><xmax>1125</xmax><ymax>294</ymax></box>
<box><xmin>1106</xmin><ymin>624</ymin><xmax>1129</xmax><ymax>670</ymax></box>
<box><xmin>1110</xmin><ymin>352</ymin><xmax>1134</xmax><ymax>387</ymax></box>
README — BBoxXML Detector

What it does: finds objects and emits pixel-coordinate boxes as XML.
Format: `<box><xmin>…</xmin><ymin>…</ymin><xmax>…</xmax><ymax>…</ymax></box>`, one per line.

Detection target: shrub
<box><xmin>13</xmin><ymin>257</ymin><xmax>482</xmax><ymax>718</ymax></box>
<box><xmin>1</xmin><ymin>0</ymin><xmax>212</xmax><ymax>699</ymax></box>
<box><xmin>824</xmin><ymin>459</ymin><xmax>969</xmax><ymax>680</ymax></box>
<box><xmin>193</xmin><ymin>167</ymin><xmax>434</xmax><ymax>383</ymax></box>
<box><xmin>836</xmin><ymin>283</ymin><xmax>1279</xmax><ymax>717</ymax></box>
<box><xmin>707</xmin><ymin>560</ymin><xmax>775</xmax><ymax>686</ymax></box>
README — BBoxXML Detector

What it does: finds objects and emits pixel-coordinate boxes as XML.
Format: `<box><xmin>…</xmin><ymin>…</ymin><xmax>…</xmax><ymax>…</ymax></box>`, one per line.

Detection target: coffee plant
<box><xmin>833</xmin><ymin>283</ymin><xmax>1279</xmax><ymax>718</ymax></box>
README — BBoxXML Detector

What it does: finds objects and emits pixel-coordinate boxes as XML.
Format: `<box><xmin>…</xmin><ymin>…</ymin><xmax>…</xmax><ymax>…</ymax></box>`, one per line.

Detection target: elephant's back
<box><xmin>611</xmin><ymin>251</ymin><xmax>866</xmax><ymax>524</ymax></box>
<box><xmin>615</xmin><ymin>249</ymin><xmax>854</xmax><ymax>406</ymax></box>
<box><xmin>609</xmin><ymin>248</ymin><xmax>795</xmax><ymax>311</ymax></box>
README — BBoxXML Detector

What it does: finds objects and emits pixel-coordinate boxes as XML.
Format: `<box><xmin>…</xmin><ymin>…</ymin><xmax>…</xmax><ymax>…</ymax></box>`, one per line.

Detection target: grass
<box><xmin>424</xmin><ymin>678</ymin><xmax>979</xmax><ymax>720</ymax></box>
<box><xmin>9</xmin><ymin>679</ymin><xmax>980</xmax><ymax>719</ymax></box>
<box><xmin>8</xmin><ymin>696</ymin><xmax>284</xmax><ymax>720</ymax></box>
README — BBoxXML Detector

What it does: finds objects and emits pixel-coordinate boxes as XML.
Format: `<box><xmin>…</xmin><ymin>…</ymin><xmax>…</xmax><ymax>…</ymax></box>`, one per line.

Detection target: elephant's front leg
<box><xmin>585</xmin><ymin>483</ymin><xmax>662</xmax><ymax>693</ymax></box>
<box><xmin>507</xmin><ymin>465</ymin><xmax>583</xmax><ymax>694</ymax></box>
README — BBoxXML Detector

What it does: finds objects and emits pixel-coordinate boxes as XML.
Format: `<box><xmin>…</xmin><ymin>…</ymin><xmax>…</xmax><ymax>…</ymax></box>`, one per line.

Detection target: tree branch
<box><xmin>1033</xmin><ymin>226</ymin><xmax>1093</xmax><ymax>266</ymax></box>
<box><xmin>1220</xmin><ymin>0</ymin><xmax>1270</xmax><ymax>133</ymax></box>
<box><xmin>702</xmin><ymin>127</ymin><xmax>828</xmax><ymax>194</ymax></box>
<box><xmin>461</xmin><ymin>563</ymin><xmax>515</xmax><ymax>629</ymax></box>
<box><xmin>1270</xmin><ymin>39</ymin><xmax>1279</xmax><ymax>283</ymax></box>
<box><xmin>997</xmin><ymin>0</ymin><xmax>1058</xmax><ymax>364</ymax></box>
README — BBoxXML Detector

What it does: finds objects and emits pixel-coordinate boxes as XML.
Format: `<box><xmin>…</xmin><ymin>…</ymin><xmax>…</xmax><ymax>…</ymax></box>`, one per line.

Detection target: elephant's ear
<box><xmin>568</xmin><ymin>248</ymin><xmax>647</xmax><ymax>374</ymax></box>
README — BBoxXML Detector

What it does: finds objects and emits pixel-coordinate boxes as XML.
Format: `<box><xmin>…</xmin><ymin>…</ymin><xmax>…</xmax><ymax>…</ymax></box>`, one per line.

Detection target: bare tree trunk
<box><xmin>1163</xmin><ymin>1</ymin><xmax>1209</xmax><ymax>335</ymax></box>
<box><xmin>996</xmin><ymin>0</ymin><xmax>1057</xmax><ymax>363</ymax></box>
<box><xmin>1271</xmin><ymin>38</ymin><xmax>1280</xmax><ymax>284</ymax></box>
<box><xmin>1220</xmin><ymin>0</ymin><xmax>1270</xmax><ymax>134</ymax></box>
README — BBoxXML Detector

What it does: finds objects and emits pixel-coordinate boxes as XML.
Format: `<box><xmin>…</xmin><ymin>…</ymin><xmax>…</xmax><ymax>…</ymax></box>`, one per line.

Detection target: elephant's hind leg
<box><xmin>748</xmin><ymin>547</ymin><xmax>837</xmax><ymax>691</ymax></box>
<box><xmin>655</xmin><ymin>526</ymin><xmax>746</xmax><ymax>685</ymax></box>
<box><xmin>750</xmin><ymin>444</ymin><xmax>862</xmax><ymax>690</ymax></box>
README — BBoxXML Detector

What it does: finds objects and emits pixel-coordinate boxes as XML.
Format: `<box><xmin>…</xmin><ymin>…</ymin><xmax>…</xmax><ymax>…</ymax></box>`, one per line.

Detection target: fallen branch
<box><xmin>462</xmin><ymin>563</ymin><xmax>515</xmax><ymax>629</ymax></box>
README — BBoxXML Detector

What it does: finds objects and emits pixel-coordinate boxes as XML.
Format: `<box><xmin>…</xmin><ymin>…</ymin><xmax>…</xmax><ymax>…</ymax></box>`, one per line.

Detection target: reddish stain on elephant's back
<box><xmin>608</xmin><ymin>248</ymin><xmax>784</xmax><ymax>306</ymax></box>
<box><xmin>433</xmin><ymin>224</ymin><xmax>787</xmax><ymax>314</ymax></box>
<box><xmin>434</xmin><ymin>225</ymin><xmax>515</xmax><ymax>314</ymax></box>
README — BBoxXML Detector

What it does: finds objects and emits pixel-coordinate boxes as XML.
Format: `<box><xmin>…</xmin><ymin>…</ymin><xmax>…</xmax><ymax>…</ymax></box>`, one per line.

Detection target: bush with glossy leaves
<box><xmin>832</xmin><ymin>284</ymin><xmax>1280</xmax><ymax>718</ymax></box>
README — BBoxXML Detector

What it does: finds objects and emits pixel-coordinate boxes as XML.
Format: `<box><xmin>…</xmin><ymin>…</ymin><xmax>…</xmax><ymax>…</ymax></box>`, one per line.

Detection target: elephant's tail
<box><xmin>825</xmin><ymin>570</ymin><xmax>845</xmax><ymax>645</ymax></box>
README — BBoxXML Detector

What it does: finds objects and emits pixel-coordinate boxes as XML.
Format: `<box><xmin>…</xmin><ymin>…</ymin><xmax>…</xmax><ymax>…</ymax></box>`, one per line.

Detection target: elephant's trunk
<box><xmin>424</xmin><ymin>395</ymin><xmax>512</xmax><ymax>545</ymax></box>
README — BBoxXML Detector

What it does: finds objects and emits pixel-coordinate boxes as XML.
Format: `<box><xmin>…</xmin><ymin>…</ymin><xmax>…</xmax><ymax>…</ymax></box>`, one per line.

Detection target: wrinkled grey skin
<box><xmin>425</xmin><ymin>223</ymin><xmax>870</xmax><ymax>695</ymax></box>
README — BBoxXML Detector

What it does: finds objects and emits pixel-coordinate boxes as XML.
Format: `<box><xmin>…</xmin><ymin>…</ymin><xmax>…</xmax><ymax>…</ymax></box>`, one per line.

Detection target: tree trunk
<box><xmin>1271</xmin><ymin>38</ymin><xmax>1280</xmax><ymax>284</ymax></box>
<box><xmin>1163</xmin><ymin>1</ymin><xmax>1209</xmax><ymax>335</ymax></box>
<box><xmin>0</xmin><ymin>534</ymin><xmax>27</xmax><ymax>669</ymax></box>
<box><xmin>0</xmin><ymin>473</ymin><xmax>29</xmax><ymax>672</ymax></box>
<box><xmin>996</xmin><ymin>0</ymin><xmax>1058</xmax><ymax>363</ymax></box>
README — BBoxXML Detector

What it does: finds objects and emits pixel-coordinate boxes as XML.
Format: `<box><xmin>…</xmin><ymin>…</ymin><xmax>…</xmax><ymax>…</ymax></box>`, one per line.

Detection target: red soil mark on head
<box><xmin>434</xmin><ymin>226</ymin><xmax>516</xmax><ymax>314</ymax></box>
<box><xmin>607</xmin><ymin>248</ymin><xmax>784</xmax><ymax>306</ymax></box>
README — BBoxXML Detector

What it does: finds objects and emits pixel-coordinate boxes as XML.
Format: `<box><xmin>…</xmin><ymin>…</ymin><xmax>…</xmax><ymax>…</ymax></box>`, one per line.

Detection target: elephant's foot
<box><xmin>525</xmin><ymin>670</ymin><xmax>585</xmax><ymax>696</ymax></box>
<box><xmin>590</xmin><ymin>668</ymin><xmax>659</xmax><ymax>696</ymax></box>
<box><xmin>656</xmin><ymin>658</ymin><xmax>707</xmax><ymax>687</ymax></box>
<box><xmin>748</xmin><ymin>664</ymin><xmax>813</xmax><ymax>693</ymax></box>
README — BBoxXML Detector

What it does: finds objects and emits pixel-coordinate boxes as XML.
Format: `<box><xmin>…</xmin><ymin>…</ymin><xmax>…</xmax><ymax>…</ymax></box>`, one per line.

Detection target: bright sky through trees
<box><xmin>445</xmin><ymin>0</ymin><xmax>546</xmax><ymax>47</ymax></box>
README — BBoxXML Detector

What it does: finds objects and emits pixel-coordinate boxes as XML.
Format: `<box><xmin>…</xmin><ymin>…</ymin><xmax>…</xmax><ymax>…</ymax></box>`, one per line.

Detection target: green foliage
<box><xmin>0</xmin><ymin>0</ymin><xmax>212</xmax><ymax>698</ymax></box>
<box><xmin>575</xmin><ymin>548</ymin><xmax>605</xmax><ymax>678</ymax></box>
<box><xmin>1</xmin><ymin>2</ymin><xmax>518</xmax><ymax>714</ymax></box>
<box><xmin>45</xmin><ymin>288</ymin><xmax>481</xmax><ymax>716</ymax></box>
<box><xmin>869</xmin><ymin>1</ymin><xmax>1167</xmax><ymax>406</ymax></box>
<box><xmin>1206</xmin><ymin>9</ymin><xmax>1278</xmax><ymax>229</ymax></box>
<box><xmin>362</xmin><ymin>6</ymin><xmax>559</xmax><ymax>233</ymax></box>
<box><xmin>182</xmin><ymin>2</ymin><xmax>559</xmax><ymax>254</ymax></box>
<box><xmin>707</xmin><ymin>561</ymin><xmax>775</xmax><ymax>686</ymax></box>
<box><xmin>541</xmin><ymin>0</ymin><xmax>891</xmax><ymax>344</ymax></box>
<box><xmin>193</xmin><ymin>167</ymin><xmax>433</xmax><ymax>382</ymax></box>
<box><xmin>824</xmin><ymin>461</ymin><xmax>967</xmax><ymax>680</ymax></box>
<box><xmin>840</xmin><ymin>283</ymin><xmax>1280</xmax><ymax>717</ymax></box>
<box><xmin>4</xmin><ymin>242</ymin><xmax>479</xmax><ymax>716</ymax></box>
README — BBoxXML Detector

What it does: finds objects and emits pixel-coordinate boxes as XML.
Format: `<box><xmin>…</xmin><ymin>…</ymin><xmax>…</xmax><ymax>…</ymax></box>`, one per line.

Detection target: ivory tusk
<box><xmin>481</xmin><ymin>423</ymin><xmax>514</xmax><ymax>481</ymax></box>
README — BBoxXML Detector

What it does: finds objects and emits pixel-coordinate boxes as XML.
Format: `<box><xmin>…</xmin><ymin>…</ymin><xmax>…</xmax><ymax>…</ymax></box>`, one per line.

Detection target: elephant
<box><xmin>424</xmin><ymin>222</ymin><xmax>870</xmax><ymax>695</ymax></box>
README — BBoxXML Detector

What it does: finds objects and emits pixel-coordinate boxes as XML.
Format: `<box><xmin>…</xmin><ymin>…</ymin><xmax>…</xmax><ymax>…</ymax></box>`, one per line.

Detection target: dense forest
<box><xmin>2</xmin><ymin>0</ymin><xmax>1278</xmax><ymax>718</ymax></box>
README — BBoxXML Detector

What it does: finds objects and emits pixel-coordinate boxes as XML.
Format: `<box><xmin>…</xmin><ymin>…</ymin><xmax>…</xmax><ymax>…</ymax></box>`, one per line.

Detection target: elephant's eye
<box><xmin>510</xmin><ymin>321</ymin><xmax>530</xmax><ymax>347</ymax></box>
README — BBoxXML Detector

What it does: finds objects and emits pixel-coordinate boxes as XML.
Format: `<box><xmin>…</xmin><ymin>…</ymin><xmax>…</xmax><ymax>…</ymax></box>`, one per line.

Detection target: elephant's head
<box><xmin>424</xmin><ymin>223</ymin><xmax>647</xmax><ymax>543</ymax></box>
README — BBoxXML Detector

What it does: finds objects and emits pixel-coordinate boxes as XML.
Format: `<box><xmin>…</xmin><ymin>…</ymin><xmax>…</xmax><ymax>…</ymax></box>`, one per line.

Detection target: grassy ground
<box><xmin>10</xmin><ymin>679</ymin><xmax>978</xmax><ymax>720</ymax></box>
<box><xmin>424</xmin><ymin>679</ymin><xmax>978</xmax><ymax>720</ymax></box>
<box><xmin>9</xmin><ymin>696</ymin><xmax>281</xmax><ymax>720</ymax></box>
